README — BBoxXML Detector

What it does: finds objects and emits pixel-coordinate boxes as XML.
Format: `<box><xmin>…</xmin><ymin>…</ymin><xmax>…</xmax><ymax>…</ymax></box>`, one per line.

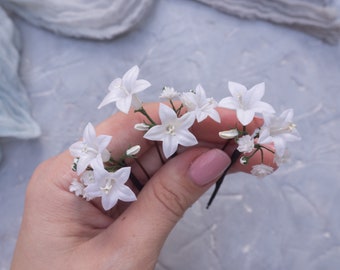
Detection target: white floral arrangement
<box><xmin>69</xmin><ymin>65</ymin><xmax>301</xmax><ymax>210</ymax></box>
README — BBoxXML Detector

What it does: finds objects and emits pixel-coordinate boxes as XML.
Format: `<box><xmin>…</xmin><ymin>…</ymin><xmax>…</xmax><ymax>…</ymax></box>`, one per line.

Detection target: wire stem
<box><xmin>206</xmin><ymin>149</ymin><xmax>241</xmax><ymax>209</ymax></box>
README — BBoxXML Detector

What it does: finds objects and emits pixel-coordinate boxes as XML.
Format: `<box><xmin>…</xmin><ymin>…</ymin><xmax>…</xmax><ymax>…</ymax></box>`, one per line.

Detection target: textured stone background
<box><xmin>1</xmin><ymin>0</ymin><xmax>340</xmax><ymax>269</ymax></box>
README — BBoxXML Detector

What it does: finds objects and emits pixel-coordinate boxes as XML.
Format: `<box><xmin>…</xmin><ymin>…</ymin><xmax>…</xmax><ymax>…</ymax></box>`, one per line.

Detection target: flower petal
<box><xmin>162</xmin><ymin>135</ymin><xmax>178</xmax><ymax>158</ymax></box>
<box><xmin>133</xmin><ymin>79</ymin><xmax>151</xmax><ymax>93</ymax></box>
<box><xmin>219</xmin><ymin>97</ymin><xmax>237</xmax><ymax>110</ymax></box>
<box><xmin>144</xmin><ymin>125</ymin><xmax>167</xmax><ymax>141</ymax></box>
<box><xmin>251</xmin><ymin>101</ymin><xmax>275</xmax><ymax>114</ymax></box>
<box><xmin>102</xmin><ymin>194</ymin><xmax>119</xmax><ymax>211</ymax></box>
<box><xmin>228</xmin><ymin>81</ymin><xmax>247</xmax><ymax>97</ymax></box>
<box><xmin>83</xmin><ymin>123</ymin><xmax>96</xmax><ymax>142</ymax></box>
<box><xmin>159</xmin><ymin>103</ymin><xmax>177</xmax><ymax>123</ymax></box>
<box><xmin>178</xmin><ymin>111</ymin><xmax>195</xmax><ymax>129</ymax></box>
<box><xmin>116</xmin><ymin>185</ymin><xmax>137</xmax><ymax>202</ymax></box>
<box><xmin>207</xmin><ymin>109</ymin><xmax>221</xmax><ymax>123</ymax></box>
<box><xmin>97</xmin><ymin>135</ymin><xmax>112</xmax><ymax>151</ymax></box>
<box><xmin>176</xmin><ymin>129</ymin><xmax>198</xmax><ymax>147</ymax></box>
<box><xmin>116</xmin><ymin>96</ymin><xmax>132</xmax><ymax>114</ymax></box>
<box><xmin>246</xmin><ymin>82</ymin><xmax>265</xmax><ymax>104</ymax></box>
<box><xmin>122</xmin><ymin>65</ymin><xmax>139</xmax><ymax>91</ymax></box>
<box><xmin>236</xmin><ymin>109</ymin><xmax>255</xmax><ymax>126</ymax></box>
<box><xmin>112</xmin><ymin>167</ymin><xmax>131</xmax><ymax>185</ymax></box>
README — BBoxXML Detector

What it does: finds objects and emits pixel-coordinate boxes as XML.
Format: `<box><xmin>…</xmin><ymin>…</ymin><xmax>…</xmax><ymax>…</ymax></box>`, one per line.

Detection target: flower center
<box><xmin>271</xmin><ymin>123</ymin><xmax>296</xmax><ymax>136</ymax></box>
<box><xmin>81</xmin><ymin>143</ymin><xmax>97</xmax><ymax>155</ymax></box>
<box><xmin>100</xmin><ymin>178</ymin><xmax>114</xmax><ymax>194</ymax></box>
<box><xmin>237</xmin><ymin>94</ymin><xmax>246</xmax><ymax>109</ymax></box>
<box><xmin>166</xmin><ymin>124</ymin><xmax>176</xmax><ymax>135</ymax></box>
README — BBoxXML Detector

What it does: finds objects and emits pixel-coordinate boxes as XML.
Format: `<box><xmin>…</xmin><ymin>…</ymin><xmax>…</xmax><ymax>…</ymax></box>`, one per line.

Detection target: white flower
<box><xmin>80</xmin><ymin>170</ymin><xmax>96</xmax><ymax>186</ymax></box>
<box><xmin>180</xmin><ymin>84</ymin><xmax>221</xmax><ymax>123</ymax></box>
<box><xmin>83</xmin><ymin>160</ymin><xmax>136</xmax><ymax>210</ymax></box>
<box><xmin>219</xmin><ymin>129</ymin><xmax>239</xmax><ymax>139</ymax></box>
<box><xmin>237</xmin><ymin>135</ymin><xmax>254</xmax><ymax>153</ymax></box>
<box><xmin>160</xmin><ymin>86</ymin><xmax>180</xmax><ymax>99</ymax></box>
<box><xmin>258</xmin><ymin>109</ymin><xmax>301</xmax><ymax>157</ymax></box>
<box><xmin>69</xmin><ymin>179</ymin><xmax>85</xmax><ymax>197</ymax></box>
<box><xmin>251</xmin><ymin>164</ymin><xmax>274</xmax><ymax>178</ymax></box>
<box><xmin>274</xmin><ymin>149</ymin><xmax>291</xmax><ymax>166</ymax></box>
<box><xmin>98</xmin><ymin>65</ymin><xmax>151</xmax><ymax>114</ymax></box>
<box><xmin>143</xmin><ymin>103</ymin><xmax>197</xmax><ymax>158</ymax></box>
<box><xmin>126</xmin><ymin>145</ymin><xmax>141</xmax><ymax>156</ymax></box>
<box><xmin>69</xmin><ymin>122</ymin><xmax>112</xmax><ymax>175</ymax></box>
<box><xmin>219</xmin><ymin>81</ymin><xmax>275</xmax><ymax>126</ymax></box>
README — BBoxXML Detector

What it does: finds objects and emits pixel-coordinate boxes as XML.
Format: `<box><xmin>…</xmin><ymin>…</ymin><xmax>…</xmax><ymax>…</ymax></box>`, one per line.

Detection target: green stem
<box><xmin>135</xmin><ymin>107</ymin><xmax>156</xmax><ymax>126</ymax></box>
<box><xmin>259</xmin><ymin>145</ymin><xmax>275</xmax><ymax>154</ymax></box>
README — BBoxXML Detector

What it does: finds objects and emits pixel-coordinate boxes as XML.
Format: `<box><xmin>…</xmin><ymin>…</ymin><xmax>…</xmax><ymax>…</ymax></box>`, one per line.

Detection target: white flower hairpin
<box><xmin>69</xmin><ymin>65</ymin><xmax>301</xmax><ymax>210</ymax></box>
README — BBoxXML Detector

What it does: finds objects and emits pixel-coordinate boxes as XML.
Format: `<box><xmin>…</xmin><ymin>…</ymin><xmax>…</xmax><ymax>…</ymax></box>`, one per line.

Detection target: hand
<box><xmin>11</xmin><ymin>103</ymin><xmax>275</xmax><ymax>270</ymax></box>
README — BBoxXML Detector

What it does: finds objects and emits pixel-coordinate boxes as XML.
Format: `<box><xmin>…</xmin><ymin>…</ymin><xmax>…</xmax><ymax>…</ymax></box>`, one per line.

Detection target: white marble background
<box><xmin>1</xmin><ymin>0</ymin><xmax>340</xmax><ymax>269</ymax></box>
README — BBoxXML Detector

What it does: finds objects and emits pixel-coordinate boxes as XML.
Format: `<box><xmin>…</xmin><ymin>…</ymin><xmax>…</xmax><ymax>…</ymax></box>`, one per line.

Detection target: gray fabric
<box><xmin>1</xmin><ymin>0</ymin><xmax>339</xmax><ymax>42</ymax></box>
<box><xmin>194</xmin><ymin>0</ymin><xmax>340</xmax><ymax>44</ymax></box>
<box><xmin>0</xmin><ymin>0</ymin><xmax>155</xmax><ymax>39</ymax></box>
<box><xmin>0</xmin><ymin>8</ymin><xmax>40</xmax><ymax>143</ymax></box>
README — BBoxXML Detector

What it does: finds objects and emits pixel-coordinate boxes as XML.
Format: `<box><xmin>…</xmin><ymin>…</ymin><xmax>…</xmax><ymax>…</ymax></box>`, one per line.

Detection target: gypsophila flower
<box><xmin>83</xmin><ymin>160</ymin><xmax>136</xmax><ymax>210</ymax></box>
<box><xmin>219</xmin><ymin>81</ymin><xmax>275</xmax><ymax>126</ymax></box>
<box><xmin>98</xmin><ymin>65</ymin><xmax>151</xmax><ymax>114</ymax></box>
<box><xmin>144</xmin><ymin>103</ymin><xmax>197</xmax><ymax>158</ymax></box>
<box><xmin>237</xmin><ymin>135</ymin><xmax>255</xmax><ymax>153</ymax></box>
<box><xmin>251</xmin><ymin>164</ymin><xmax>274</xmax><ymax>178</ymax></box>
<box><xmin>258</xmin><ymin>109</ymin><xmax>301</xmax><ymax>157</ymax></box>
<box><xmin>160</xmin><ymin>86</ymin><xmax>180</xmax><ymax>99</ymax></box>
<box><xmin>69</xmin><ymin>179</ymin><xmax>85</xmax><ymax>197</ymax></box>
<box><xmin>81</xmin><ymin>170</ymin><xmax>96</xmax><ymax>186</ymax></box>
<box><xmin>69</xmin><ymin>122</ymin><xmax>112</xmax><ymax>175</ymax></box>
<box><xmin>180</xmin><ymin>84</ymin><xmax>221</xmax><ymax>123</ymax></box>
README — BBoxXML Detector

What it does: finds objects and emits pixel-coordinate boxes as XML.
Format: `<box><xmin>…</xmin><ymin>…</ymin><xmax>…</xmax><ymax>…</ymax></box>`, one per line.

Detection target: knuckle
<box><xmin>151</xmin><ymin>176</ymin><xmax>189</xmax><ymax>221</ymax></box>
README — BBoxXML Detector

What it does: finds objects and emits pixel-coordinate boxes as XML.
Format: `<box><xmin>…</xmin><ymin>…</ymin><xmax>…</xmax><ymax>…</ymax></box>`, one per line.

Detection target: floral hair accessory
<box><xmin>69</xmin><ymin>65</ymin><xmax>301</xmax><ymax>210</ymax></box>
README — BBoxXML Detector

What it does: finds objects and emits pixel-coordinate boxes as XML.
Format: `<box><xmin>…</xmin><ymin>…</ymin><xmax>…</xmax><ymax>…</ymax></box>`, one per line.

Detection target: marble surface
<box><xmin>1</xmin><ymin>0</ymin><xmax>340</xmax><ymax>269</ymax></box>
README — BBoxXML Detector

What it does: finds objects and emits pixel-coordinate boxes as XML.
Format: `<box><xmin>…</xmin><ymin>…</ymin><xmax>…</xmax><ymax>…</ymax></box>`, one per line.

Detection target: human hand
<box><xmin>11</xmin><ymin>103</ymin><xmax>275</xmax><ymax>270</ymax></box>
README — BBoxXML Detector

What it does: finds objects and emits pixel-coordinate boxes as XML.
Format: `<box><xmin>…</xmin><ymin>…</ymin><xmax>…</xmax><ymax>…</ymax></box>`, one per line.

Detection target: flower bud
<box><xmin>134</xmin><ymin>123</ymin><xmax>150</xmax><ymax>131</ymax></box>
<box><xmin>126</xmin><ymin>145</ymin><xmax>141</xmax><ymax>156</ymax></box>
<box><xmin>240</xmin><ymin>156</ymin><xmax>248</xmax><ymax>165</ymax></box>
<box><xmin>219</xmin><ymin>129</ymin><xmax>239</xmax><ymax>139</ymax></box>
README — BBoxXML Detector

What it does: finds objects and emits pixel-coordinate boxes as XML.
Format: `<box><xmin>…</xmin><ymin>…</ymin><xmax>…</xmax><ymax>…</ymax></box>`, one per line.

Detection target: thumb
<box><xmin>105</xmin><ymin>148</ymin><xmax>230</xmax><ymax>264</ymax></box>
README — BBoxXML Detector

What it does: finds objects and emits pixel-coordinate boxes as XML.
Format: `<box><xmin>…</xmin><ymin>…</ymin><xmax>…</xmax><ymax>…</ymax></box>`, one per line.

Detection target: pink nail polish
<box><xmin>189</xmin><ymin>149</ymin><xmax>231</xmax><ymax>186</ymax></box>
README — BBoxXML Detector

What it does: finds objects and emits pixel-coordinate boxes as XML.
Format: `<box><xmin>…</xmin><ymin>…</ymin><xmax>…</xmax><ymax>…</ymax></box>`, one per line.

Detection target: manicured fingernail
<box><xmin>189</xmin><ymin>149</ymin><xmax>231</xmax><ymax>186</ymax></box>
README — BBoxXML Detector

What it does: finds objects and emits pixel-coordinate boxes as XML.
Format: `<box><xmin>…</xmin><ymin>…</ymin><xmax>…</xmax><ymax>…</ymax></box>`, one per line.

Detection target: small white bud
<box><xmin>219</xmin><ymin>129</ymin><xmax>239</xmax><ymax>139</ymax></box>
<box><xmin>240</xmin><ymin>156</ymin><xmax>248</xmax><ymax>165</ymax></box>
<box><xmin>134</xmin><ymin>123</ymin><xmax>150</xmax><ymax>131</ymax></box>
<box><xmin>126</xmin><ymin>145</ymin><xmax>141</xmax><ymax>156</ymax></box>
<box><xmin>72</xmin><ymin>157</ymin><xmax>79</xmax><ymax>171</ymax></box>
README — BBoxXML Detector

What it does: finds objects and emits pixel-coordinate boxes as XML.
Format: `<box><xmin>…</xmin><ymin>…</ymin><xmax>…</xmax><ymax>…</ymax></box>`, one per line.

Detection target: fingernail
<box><xmin>189</xmin><ymin>149</ymin><xmax>231</xmax><ymax>186</ymax></box>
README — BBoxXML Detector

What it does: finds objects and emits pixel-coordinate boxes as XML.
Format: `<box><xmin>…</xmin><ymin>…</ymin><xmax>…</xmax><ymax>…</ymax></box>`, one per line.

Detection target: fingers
<box><xmin>100</xmin><ymin>148</ymin><xmax>231</xmax><ymax>266</ymax></box>
<box><xmin>94</xmin><ymin>104</ymin><xmax>263</xmax><ymax>159</ymax></box>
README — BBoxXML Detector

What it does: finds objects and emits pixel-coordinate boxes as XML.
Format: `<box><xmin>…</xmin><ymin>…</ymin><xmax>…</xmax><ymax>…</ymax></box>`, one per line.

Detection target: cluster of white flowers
<box><xmin>69</xmin><ymin>65</ymin><xmax>300</xmax><ymax>210</ymax></box>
